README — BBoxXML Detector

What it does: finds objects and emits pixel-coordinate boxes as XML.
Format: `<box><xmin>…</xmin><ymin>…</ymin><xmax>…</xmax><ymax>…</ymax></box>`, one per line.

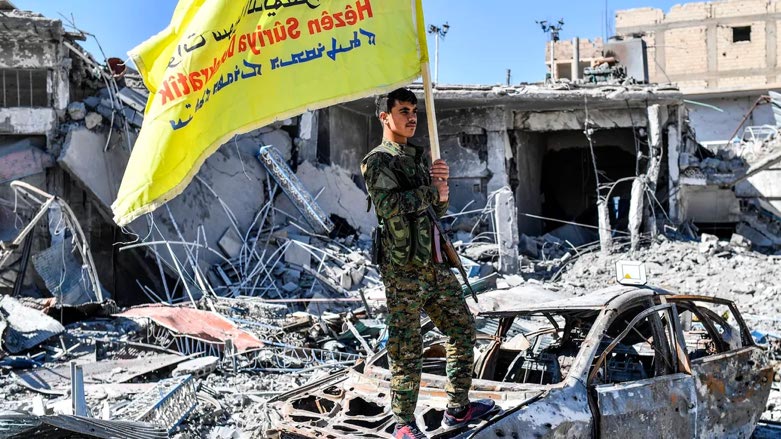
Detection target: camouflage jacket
<box><xmin>361</xmin><ymin>139</ymin><xmax>448</xmax><ymax>267</ymax></box>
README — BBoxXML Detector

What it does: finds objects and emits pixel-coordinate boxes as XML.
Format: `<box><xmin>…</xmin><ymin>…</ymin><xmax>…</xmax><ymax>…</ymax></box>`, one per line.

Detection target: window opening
<box><xmin>733</xmin><ymin>26</ymin><xmax>751</xmax><ymax>43</ymax></box>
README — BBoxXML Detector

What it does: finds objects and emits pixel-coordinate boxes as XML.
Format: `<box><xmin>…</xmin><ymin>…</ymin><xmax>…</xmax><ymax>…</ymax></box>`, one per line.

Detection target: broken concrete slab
<box><xmin>172</xmin><ymin>356</ymin><xmax>219</xmax><ymax>378</ymax></box>
<box><xmin>0</xmin><ymin>295</ymin><xmax>64</xmax><ymax>354</ymax></box>
<box><xmin>293</xmin><ymin>161</ymin><xmax>377</xmax><ymax>235</ymax></box>
<box><xmin>284</xmin><ymin>235</ymin><xmax>311</xmax><ymax>268</ymax></box>
<box><xmin>218</xmin><ymin>227</ymin><xmax>244</xmax><ymax>259</ymax></box>
<box><xmin>57</xmin><ymin>127</ymin><xmax>130</xmax><ymax>217</ymax></box>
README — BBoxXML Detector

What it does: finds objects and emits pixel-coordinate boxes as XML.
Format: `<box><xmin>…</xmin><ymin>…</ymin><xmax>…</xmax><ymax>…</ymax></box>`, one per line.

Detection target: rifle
<box><xmin>427</xmin><ymin>206</ymin><xmax>478</xmax><ymax>303</ymax></box>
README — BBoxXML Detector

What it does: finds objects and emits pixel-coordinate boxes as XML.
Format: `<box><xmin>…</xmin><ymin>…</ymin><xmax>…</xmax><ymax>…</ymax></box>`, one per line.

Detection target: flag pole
<box><xmin>421</xmin><ymin>62</ymin><xmax>440</xmax><ymax>161</ymax></box>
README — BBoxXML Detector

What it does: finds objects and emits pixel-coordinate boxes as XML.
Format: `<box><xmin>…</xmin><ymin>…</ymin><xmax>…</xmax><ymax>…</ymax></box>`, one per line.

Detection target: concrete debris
<box><xmin>0</xmin><ymin>295</ymin><xmax>64</xmax><ymax>353</ymax></box>
<box><xmin>173</xmin><ymin>356</ymin><xmax>219</xmax><ymax>378</ymax></box>
<box><xmin>84</xmin><ymin>111</ymin><xmax>103</xmax><ymax>130</ymax></box>
<box><xmin>292</xmin><ymin>160</ymin><xmax>378</xmax><ymax>235</ymax></box>
<box><xmin>67</xmin><ymin>102</ymin><xmax>86</xmax><ymax>121</ymax></box>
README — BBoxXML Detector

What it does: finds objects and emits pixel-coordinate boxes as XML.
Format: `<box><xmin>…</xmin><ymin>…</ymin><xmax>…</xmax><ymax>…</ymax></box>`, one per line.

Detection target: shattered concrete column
<box><xmin>645</xmin><ymin>104</ymin><xmax>666</xmax><ymax>236</ymax></box>
<box><xmin>494</xmin><ymin>188</ymin><xmax>520</xmax><ymax>273</ymax></box>
<box><xmin>487</xmin><ymin>109</ymin><xmax>518</xmax><ymax>272</ymax></box>
<box><xmin>597</xmin><ymin>199</ymin><xmax>613</xmax><ymax>255</ymax></box>
<box><xmin>486</xmin><ymin>108</ymin><xmax>512</xmax><ymax>193</ymax></box>
<box><xmin>629</xmin><ymin>176</ymin><xmax>645</xmax><ymax>252</ymax></box>
<box><xmin>298</xmin><ymin>111</ymin><xmax>318</xmax><ymax>164</ymax></box>
<box><xmin>667</xmin><ymin>122</ymin><xmax>681</xmax><ymax>222</ymax></box>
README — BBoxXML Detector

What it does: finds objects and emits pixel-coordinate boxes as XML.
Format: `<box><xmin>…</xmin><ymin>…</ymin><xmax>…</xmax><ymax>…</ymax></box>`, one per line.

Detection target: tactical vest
<box><xmin>362</xmin><ymin>144</ymin><xmax>434</xmax><ymax>267</ymax></box>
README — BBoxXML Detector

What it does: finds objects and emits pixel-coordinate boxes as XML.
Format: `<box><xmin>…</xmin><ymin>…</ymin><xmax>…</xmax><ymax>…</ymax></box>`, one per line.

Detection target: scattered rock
<box><xmin>84</xmin><ymin>112</ymin><xmax>102</xmax><ymax>129</ymax></box>
<box><xmin>67</xmin><ymin>102</ymin><xmax>86</xmax><ymax>120</ymax></box>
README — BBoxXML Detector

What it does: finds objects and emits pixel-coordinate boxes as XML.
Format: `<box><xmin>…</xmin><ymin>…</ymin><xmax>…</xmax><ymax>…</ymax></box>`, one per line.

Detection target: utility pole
<box><xmin>428</xmin><ymin>22</ymin><xmax>450</xmax><ymax>84</ymax></box>
<box><xmin>537</xmin><ymin>19</ymin><xmax>565</xmax><ymax>81</ymax></box>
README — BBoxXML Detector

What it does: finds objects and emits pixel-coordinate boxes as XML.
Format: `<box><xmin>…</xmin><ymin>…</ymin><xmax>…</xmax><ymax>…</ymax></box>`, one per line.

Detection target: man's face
<box><xmin>382</xmin><ymin>100</ymin><xmax>417</xmax><ymax>139</ymax></box>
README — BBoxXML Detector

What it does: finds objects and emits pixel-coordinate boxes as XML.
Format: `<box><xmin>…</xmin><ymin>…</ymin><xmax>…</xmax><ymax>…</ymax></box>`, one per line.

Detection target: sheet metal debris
<box><xmin>0</xmin><ymin>413</ymin><xmax>168</xmax><ymax>439</ymax></box>
<box><xmin>116</xmin><ymin>305</ymin><xmax>264</xmax><ymax>353</ymax></box>
<box><xmin>14</xmin><ymin>353</ymin><xmax>187</xmax><ymax>394</ymax></box>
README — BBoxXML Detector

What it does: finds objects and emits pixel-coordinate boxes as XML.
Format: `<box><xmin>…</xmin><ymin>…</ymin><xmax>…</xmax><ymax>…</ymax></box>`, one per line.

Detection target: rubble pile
<box><xmin>0</xmin><ymin>152</ymin><xmax>507</xmax><ymax>437</ymax></box>
<box><xmin>558</xmin><ymin>234</ymin><xmax>781</xmax><ymax>331</ymax></box>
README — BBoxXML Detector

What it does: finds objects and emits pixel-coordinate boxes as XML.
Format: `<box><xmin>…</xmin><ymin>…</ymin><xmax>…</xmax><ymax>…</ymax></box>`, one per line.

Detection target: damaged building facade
<box><xmin>0</xmin><ymin>0</ymin><xmax>762</xmax><ymax>307</ymax></box>
<box><xmin>318</xmin><ymin>85</ymin><xmax>687</xmax><ymax>256</ymax></box>
<box><xmin>550</xmin><ymin>0</ymin><xmax>781</xmax><ymax>249</ymax></box>
<box><xmin>0</xmin><ymin>1</ymin><xmax>780</xmax><ymax>437</ymax></box>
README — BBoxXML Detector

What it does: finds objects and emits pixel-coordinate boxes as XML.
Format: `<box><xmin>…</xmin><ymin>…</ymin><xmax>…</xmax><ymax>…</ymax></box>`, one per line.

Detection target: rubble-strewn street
<box><xmin>3</xmin><ymin>0</ymin><xmax>781</xmax><ymax>437</ymax></box>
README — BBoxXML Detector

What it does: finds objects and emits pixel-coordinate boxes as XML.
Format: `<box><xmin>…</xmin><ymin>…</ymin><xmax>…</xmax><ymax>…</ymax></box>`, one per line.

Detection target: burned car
<box><xmin>264</xmin><ymin>285</ymin><xmax>773</xmax><ymax>438</ymax></box>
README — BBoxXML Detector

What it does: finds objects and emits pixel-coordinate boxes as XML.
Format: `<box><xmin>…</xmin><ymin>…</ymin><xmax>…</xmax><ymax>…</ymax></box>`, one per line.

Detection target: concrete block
<box><xmin>284</xmin><ymin>235</ymin><xmax>311</xmax><ymax>268</ymax></box>
<box><xmin>83</xmin><ymin>96</ymin><xmax>100</xmax><ymax>110</ymax></box>
<box><xmin>172</xmin><ymin>356</ymin><xmax>219</xmax><ymax>378</ymax></box>
<box><xmin>350</xmin><ymin>264</ymin><xmax>366</xmax><ymax>286</ymax></box>
<box><xmin>283</xmin><ymin>268</ymin><xmax>302</xmax><ymax>285</ymax></box>
<box><xmin>67</xmin><ymin>102</ymin><xmax>86</xmax><ymax>120</ymax></box>
<box><xmin>282</xmin><ymin>282</ymin><xmax>299</xmax><ymax>294</ymax></box>
<box><xmin>260</xmin><ymin>129</ymin><xmax>293</xmax><ymax>162</ymax></box>
<box><xmin>730</xmin><ymin>233</ymin><xmax>752</xmax><ymax>251</ymax></box>
<box><xmin>218</xmin><ymin>227</ymin><xmax>244</xmax><ymax>259</ymax></box>
<box><xmin>338</xmin><ymin>269</ymin><xmax>352</xmax><ymax>290</ymax></box>
<box><xmin>84</xmin><ymin>112</ymin><xmax>102</xmax><ymax>130</ymax></box>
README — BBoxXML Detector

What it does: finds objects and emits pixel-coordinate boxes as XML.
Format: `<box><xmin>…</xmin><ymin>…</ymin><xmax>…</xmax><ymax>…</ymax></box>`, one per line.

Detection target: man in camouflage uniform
<box><xmin>361</xmin><ymin>88</ymin><xmax>495</xmax><ymax>439</ymax></box>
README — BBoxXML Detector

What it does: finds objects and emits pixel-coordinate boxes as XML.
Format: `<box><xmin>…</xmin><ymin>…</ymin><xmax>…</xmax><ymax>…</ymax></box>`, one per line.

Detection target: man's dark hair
<box><xmin>375</xmin><ymin>88</ymin><xmax>417</xmax><ymax>118</ymax></box>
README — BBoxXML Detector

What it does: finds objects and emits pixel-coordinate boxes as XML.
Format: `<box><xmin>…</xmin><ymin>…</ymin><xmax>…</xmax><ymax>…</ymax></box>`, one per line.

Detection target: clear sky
<box><xmin>13</xmin><ymin>0</ymin><xmax>688</xmax><ymax>85</ymax></box>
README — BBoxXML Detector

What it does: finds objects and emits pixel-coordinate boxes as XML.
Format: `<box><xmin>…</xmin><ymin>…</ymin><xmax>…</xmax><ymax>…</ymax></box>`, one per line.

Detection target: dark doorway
<box><xmin>541</xmin><ymin>146</ymin><xmax>636</xmax><ymax>233</ymax></box>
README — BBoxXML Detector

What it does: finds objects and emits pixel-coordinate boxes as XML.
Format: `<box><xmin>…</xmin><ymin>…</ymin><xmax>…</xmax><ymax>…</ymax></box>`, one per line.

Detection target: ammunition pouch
<box><xmin>381</xmin><ymin>213</ymin><xmax>433</xmax><ymax>266</ymax></box>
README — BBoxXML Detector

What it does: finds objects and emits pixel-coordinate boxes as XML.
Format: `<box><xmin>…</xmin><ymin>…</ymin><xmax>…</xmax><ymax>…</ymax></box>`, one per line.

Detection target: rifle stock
<box><xmin>427</xmin><ymin>207</ymin><xmax>478</xmax><ymax>302</ymax></box>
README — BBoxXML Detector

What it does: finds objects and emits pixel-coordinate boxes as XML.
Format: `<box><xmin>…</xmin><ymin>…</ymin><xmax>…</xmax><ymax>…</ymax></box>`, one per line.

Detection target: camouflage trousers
<box><xmin>382</xmin><ymin>262</ymin><xmax>476</xmax><ymax>424</ymax></box>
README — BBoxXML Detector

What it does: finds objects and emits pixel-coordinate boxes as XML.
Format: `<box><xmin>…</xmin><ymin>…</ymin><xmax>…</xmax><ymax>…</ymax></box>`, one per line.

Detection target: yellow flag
<box><xmin>112</xmin><ymin>0</ymin><xmax>429</xmax><ymax>226</ymax></box>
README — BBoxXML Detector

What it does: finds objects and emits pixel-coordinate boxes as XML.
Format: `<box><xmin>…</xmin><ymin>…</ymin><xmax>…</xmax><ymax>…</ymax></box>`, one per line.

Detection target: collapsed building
<box><xmin>549</xmin><ymin>0</ymin><xmax>781</xmax><ymax>248</ymax></box>
<box><xmin>0</xmin><ymin>0</ymin><xmax>780</xmax><ymax>437</ymax></box>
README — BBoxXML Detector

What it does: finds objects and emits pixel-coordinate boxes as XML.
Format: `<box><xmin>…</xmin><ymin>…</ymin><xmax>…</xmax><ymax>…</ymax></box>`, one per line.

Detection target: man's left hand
<box><xmin>430</xmin><ymin>159</ymin><xmax>449</xmax><ymax>181</ymax></box>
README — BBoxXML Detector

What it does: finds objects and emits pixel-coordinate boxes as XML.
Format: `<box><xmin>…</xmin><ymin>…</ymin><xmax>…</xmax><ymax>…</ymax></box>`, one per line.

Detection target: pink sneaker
<box><xmin>393</xmin><ymin>421</ymin><xmax>428</xmax><ymax>439</ymax></box>
<box><xmin>442</xmin><ymin>399</ymin><xmax>497</xmax><ymax>428</ymax></box>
